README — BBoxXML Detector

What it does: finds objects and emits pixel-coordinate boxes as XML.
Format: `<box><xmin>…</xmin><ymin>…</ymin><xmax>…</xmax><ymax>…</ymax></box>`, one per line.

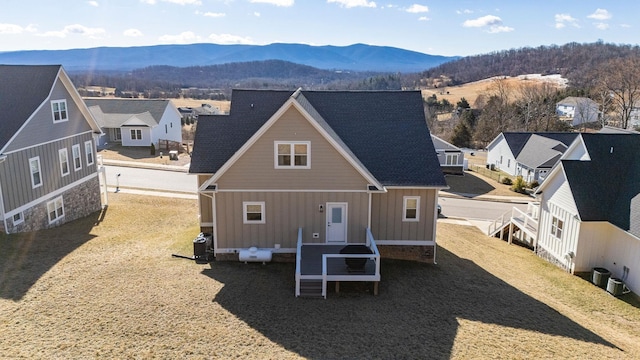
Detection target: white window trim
<box><xmin>130</xmin><ymin>129</ymin><xmax>142</xmax><ymax>141</ymax></box>
<box><xmin>72</xmin><ymin>144</ymin><xmax>82</xmax><ymax>171</ymax></box>
<box><xmin>13</xmin><ymin>212</ymin><xmax>24</xmax><ymax>226</ymax></box>
<box><xmin>59</xmin><ymin>148</ymin><xmax>70</xmax><ymax>177</ymax></box>
<box><xmin>29</xmin><ymin>156</ymin><xmax>42</xmax><ymax>189</ymax></box>
<box><xmin>402</xmin><ymin>196</ymin><xmax>420</xmax><ymax>222</ymax></box>
<box><xmin>274</xmin><ymin>141</ymin><xmax>311</xmax><ymax>169</ymax></box>
<box><xmin>84</xmin><ymin>141</ymin><xmax>94</xmax><ymax>166</ymax></box>
<box><xmin>243</xmin><ymin>201</ymin><xmax>265</xmax><ymax>224</ymax></box>
<box><xmin>445</xmin><ymin>153</ymin><xmax>459</xmax><ymax>165</ymax></box>
<box><xmin>51</xmin><ymin>99</ymin><xmax>68</xmax><ymax>123</ymax></box>
<box><xmin>47</xmin><ymin>196</ymin><xmax>65</xmax><ymax>224</ymax></box>
<box><xmin>551</xmin><ymin>216</ymin><xmax>564</xmax><ymax>240</ymax></box>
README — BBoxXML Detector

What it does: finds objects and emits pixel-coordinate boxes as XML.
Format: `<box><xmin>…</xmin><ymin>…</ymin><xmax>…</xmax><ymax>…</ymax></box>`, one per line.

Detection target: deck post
<box><xmin>335</xmin><ymin>281</ymin><xmax>340</xmax><ymax>293</ymax></box>
<box><xmin>374</xmin><ymin>281</ymin><xmax>379</xmax><ymax>295</ymax></box>
<box><xmin>508</xmin><ymin>223</ymin><xmax>513</xmax><ymax>244</ymax></box>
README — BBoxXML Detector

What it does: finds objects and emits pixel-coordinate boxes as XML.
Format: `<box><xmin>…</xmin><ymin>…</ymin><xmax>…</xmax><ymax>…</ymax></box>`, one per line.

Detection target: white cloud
<box><xmin>554</xmin><ymin>13</ymin><xmax>579</xmax><ymax>29</ymax></box>
<box><xmin>463</xmin><ymin>15</ymin><xmax>513</xmax><ymax>33</ymax></box>
<box><xmin>88</xmin><ymin>1</ymin><xmax>99</xmax><ymax>6</ymax></box>
<box><xmin>158</xmin><ymin>31</ymin><xmax>201</xmax><ymax>43</ymax></box>
<box><xmin>195</xmin><ymin>10</ymin><xmax>226</xmax><ymax>17</ymax></box>
<box><xmin>208</xmin><ymin>33</ymin><xmax>254</xmax><ymax>44</ymax></box>
<box><xmin>588</xmin><ymin>8</ymin><xmax>611</xmax><ymax>20</ymax></box>
<box><xmin>140</xmin><ymin>0</ymin><xmax>202</xmax><ymax>5</ymax></box>
<box><xmin>327</xmin><ymin>0</ymin><xmax>376</xmax><ymax>9</ymax></box>
<box><xmin>124</xmin><ymin>28</ymin><xmax>144</xmax><ymax>37</ymax></box>
<box><xmin>418</xmin><ymin>16</ymin><xmax>429</xmax><ymax>21</ymax></box>
<box><xmin>595</xmin><ymin>22</ymin><xmax>609</xmax><ymax>30</ymax></box>
<box><xmin>456</xmin><ymin>9</ymin><xmax>473</xmax><ymax>15</ymax></box>
<box><xmin>406</xmin><ymin>4</ymin><xmax>428</xmax><ymax>13</ymax></box>
<box><xmin>621</xmin><ymin>24</ymin><xmax>631</xmax><ymax>28</ymax></box>
<box><xmin>40</xmin><ymin>24</ymin><xmax>106</xmax><ymax>38</ymax></box>
<box><xmin>254</xmin><ymin>12</ymin><xmax>261</xmax><ymax>17</ymax></box>
<box><xmin>250</xmin><ymin>0</ymin><xmax>294</xmax><ymax>6</ymax></box>
<box><xmin>463</xmin><ymin>15</ymin><xmax>501</xmax><ymax>27</ymax></box>
<box><xmin>0</xmin><ymin>23</ymin><xmax>25</xmax><ymax>34</ymax></box>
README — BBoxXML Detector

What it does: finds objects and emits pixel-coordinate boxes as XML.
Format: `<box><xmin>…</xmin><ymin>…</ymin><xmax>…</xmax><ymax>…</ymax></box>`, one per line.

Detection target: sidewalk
<box><xmin>439</xmin><ymin>190</ymin><xmax>534</xmax><ymax>204</ymax></box>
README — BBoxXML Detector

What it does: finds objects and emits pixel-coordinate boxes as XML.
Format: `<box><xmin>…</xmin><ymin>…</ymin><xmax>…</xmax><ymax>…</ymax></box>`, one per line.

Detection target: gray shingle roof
<box><xmin>84</xmin><ymin>98</ymin><xmax>170</xmax><ymax>128</ymax></box>
<box><xmin>560</xmin><ymin>134</ymin><xmax>640</xmax><ymax>236</ymax></box>
<box><xmin>0</xmin><ymin>65</ymin><xmax>61</xmax><ymax>149</ymax></box>
<box><xmin>516</xmin><ymin>134</ymin><xmax>568</xmax><ymax>169</ymax></box>
<box><xmin>189</xmin><ymin>89</ymin><xmax>446</xmax><ymax>187</ymax></box>
<box><xmin>501</xmin><ymin>132</ymin><xmax>578</xmax><ymax>158</ymax></box>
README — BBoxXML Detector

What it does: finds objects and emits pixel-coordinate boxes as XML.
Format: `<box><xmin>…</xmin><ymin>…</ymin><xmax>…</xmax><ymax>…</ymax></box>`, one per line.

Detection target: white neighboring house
<box><xmin>627</xmin><ymin>101</ymin><xmax>640</xmax><ymax>129</ymax></box>
<box><xmin>486</xmin><ymin>132</ymin><xmax>578</xmax><ymax>182</ymax></box>
<box><xmin>534</xmin><ymin>133</ymin><xmax>640</xmax><ymax>295</ymax></box>
<box><xmin>85</xmin><ymin>99</ymin><xmax>182</xmax><ymax>148</ymax></box>
<box><xmin>431</xmin><ymin>134</ymin><xmax>464</xmax><ymax>175</ymax></box>
<box><xmin>556</xmin><ymin>96</ymin><xmax>599</xmax><ymax>126</ymax></box>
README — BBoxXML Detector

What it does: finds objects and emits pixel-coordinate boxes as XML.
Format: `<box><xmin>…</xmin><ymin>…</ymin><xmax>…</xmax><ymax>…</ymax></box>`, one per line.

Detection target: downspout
<box><xmin>367</xmin><ymin>191</ymin><xmax>372</xmax><ymax>230</ymax></box>
<box><xmin>0</xmin><ymin>156</ymin><xmax>7</xmax><ymax>233</ymax></box>
<box><xmin>433</xmin><ymin>189</ymin><xmax>439</xmax><ymax>265</ymax></box>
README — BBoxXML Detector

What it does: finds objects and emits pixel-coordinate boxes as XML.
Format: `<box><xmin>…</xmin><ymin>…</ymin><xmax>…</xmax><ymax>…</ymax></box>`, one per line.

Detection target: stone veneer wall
<box><xmin>5</xmin><ymin>177</ymin><xmax>102</xmax><ymax>234</ymax></box>
<box><xmin>378</xmin><ymin>245</ymin><xmax>435</xmax><ymax>264</ymax></box>
<box><xmin>536</xmin><ymin>246</ymin><xmax>571</xmax><ymax>272</ymax></box>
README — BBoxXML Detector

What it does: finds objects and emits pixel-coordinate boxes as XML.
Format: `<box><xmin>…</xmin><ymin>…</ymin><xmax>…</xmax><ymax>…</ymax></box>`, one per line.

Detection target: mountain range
<box><xmin>0</xmin><ymin>43</ymin><xmax>457</xmax><ymax>73</ymax></box>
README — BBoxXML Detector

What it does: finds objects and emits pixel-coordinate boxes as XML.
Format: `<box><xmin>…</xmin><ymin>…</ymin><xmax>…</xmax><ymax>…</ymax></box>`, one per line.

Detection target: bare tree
<box><xmin>597</xmin><ymin>57</ymin><xmax>640</xmax><ymax>129</ymax></box>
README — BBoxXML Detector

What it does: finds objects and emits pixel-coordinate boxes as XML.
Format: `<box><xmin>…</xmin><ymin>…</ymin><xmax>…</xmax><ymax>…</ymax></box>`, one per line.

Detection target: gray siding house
<box><xmin>431</xmin><ymin>134</ymin><xmax>464</xmax><ymax>175</ymax></box>
<box><xmin>189</xmin><ymin>89</ymin><xmax>447</xmax><ymax>297</ymax></box>
<box><xmin>0</xmin><ymin>65</ymin><xmax>103</xmax><ymax>234</ymax></box>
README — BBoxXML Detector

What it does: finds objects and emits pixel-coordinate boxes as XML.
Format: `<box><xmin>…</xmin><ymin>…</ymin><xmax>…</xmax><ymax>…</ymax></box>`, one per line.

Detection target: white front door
<box><xmin>326</xmin><ymin>202</ymin><xmax>347</xmax><ymax>243</ymax></box>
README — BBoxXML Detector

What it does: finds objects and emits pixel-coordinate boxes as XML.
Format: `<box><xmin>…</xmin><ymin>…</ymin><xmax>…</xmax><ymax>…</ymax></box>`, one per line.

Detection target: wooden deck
<box><xmin>300</xmin><ymin>244</ymin><xmax>376</xmax><ymax>276</ymax></box>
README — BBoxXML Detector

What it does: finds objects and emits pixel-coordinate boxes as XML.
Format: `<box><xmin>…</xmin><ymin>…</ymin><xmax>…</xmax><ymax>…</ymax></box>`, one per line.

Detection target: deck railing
<box><xmin>511</xmin><ymin>207</ymin><xmax>539</xmax><ymax>237</ymax></box>
<box><xmin>488</xmin><ymin>209</ymin><xmax>512</xmax><ymax>236</ymax></box>
<box><xmin>320</xmin><ymin>228</ymin><xmax>381</xmax><ymax>299</ymax></box>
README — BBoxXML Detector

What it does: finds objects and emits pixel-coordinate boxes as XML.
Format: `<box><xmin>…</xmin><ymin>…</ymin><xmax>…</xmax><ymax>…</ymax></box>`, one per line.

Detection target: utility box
<box><xmin>169</xmin><ymin>150</ymin><xmax>178</xmax><ymax>160</ymax></box>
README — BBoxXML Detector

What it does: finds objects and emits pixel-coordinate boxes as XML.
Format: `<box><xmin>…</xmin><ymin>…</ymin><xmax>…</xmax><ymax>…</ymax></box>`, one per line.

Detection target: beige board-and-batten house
<box><xmin>0</xmin><ymin>65</ymin><xmax>105</xmax><ymax>234</ymax></box>
<box><xmin>189</xmin><ymin>89</ymin><xmax>447</xmax><ymax>298</ymax></box>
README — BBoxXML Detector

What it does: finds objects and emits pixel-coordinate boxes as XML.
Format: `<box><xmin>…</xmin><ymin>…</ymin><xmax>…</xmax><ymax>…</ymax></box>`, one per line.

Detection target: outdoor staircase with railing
<box><xmin>488</xmin><ymin>202</ymin><xmax>540</xmax><ymax>246</ymax></box>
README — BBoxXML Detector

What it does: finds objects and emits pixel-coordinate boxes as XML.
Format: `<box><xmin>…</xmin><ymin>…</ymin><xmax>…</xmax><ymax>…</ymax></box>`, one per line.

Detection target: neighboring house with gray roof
<box><xmin>85</xmin><ymin>99</ymin><xmax>182</xmax><ymax>148</ymax></box>
<box><xmin>535</xmin><ymin>133</ymin><xmax>640</xmax><ymax>295</ymax></box>
<box><xmin>556</xmin><ymin>96</ymin><xmax>599</xmax><ymax>126</ymax></box>
<box><xmin>486</xmin><ymin>132</ymin><xmax>579</xmax><ymax>182</ymax></box>
<box><xmin>189</xmin><ymin>89</ymin><xmax>447</xmax><ymax>298</ymax></box>
<box><xmin>0</xmin><ymin>65</ymin><xmax>104</xmax><ymax>234</ymax></box>
<box><xmin>431</xmin><ymin>134</ymin><xmax>464</xmax><ymax>175</ymax></box>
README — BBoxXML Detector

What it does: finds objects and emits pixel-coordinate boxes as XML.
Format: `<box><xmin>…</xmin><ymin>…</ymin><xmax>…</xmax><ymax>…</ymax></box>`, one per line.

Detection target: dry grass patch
<box><xmin>1</xmin><ymin>194</ymin><xmax>639</xmax><ymax>359</ymax></box>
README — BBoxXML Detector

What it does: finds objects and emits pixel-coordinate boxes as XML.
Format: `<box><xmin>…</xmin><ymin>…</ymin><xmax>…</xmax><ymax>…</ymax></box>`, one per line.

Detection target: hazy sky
<box><xmin>0</xmin><ymin>0</ymin><xmax>637</xmax><ymax>56</ymax></box>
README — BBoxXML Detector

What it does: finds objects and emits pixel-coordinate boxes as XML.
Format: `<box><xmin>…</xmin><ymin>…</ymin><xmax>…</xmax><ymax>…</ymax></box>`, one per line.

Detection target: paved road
<box><xmin>103</xmin><ymin>165</ymin><xmax>197</xmax><ymax>193</ymax></box>
<box><xmin>438</xmin><ymin>196</ymin><xmax>529</xmax><ymax>221</ymax></box>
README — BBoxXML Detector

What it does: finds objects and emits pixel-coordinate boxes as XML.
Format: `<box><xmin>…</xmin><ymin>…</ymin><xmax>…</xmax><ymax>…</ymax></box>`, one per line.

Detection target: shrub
<box><xmin>528</xmin><ymin>180</ymin><xmax>539</xmax><ymax>188</ymax></box>
<box><xmin>150</xmin><ymin>143</ymin><xmax>156</xmax><ymax>156</ymax></box>
<box><xmin>511</xmin><ymin>176</ymin><xmax>527</xmax><ymax>194</ymax></box>
<box><xmin>501</xmin><ymin>177</ymin><xmax>513</xmax><ymax>185</ymax></box>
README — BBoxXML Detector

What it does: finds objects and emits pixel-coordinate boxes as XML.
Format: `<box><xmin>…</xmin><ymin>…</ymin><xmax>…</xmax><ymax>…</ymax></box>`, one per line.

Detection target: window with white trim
<box><xmin>85</xmin><ymin>141</ymin><xmax>94</xmax><ymax>166</ymax></box>
<box><xmin>72</xmin><ymin>144</ymin><xmax>82</xmax><ymax>171</ymax></box>
<box><xmin>403</xmin><ymin>196</ymin><xmax>420</xmax><ymax>222</ymax></box>
<box><xmin>13</xmin><ymin>212</ymin><xmax>24</xmax><ymax>225</ymax></box>
<box><xmin>51</xmin><ymin>100</ymin><xmax>68</xmax><ymax>123</ymax></box>
<box><xmin>243</xmin><ymin>201</ymin><xmax>265</xmax><ymax>224</ymax></box>
<box><xmin>59</xmin><ymin>148</ymin><xmax>70</xmax><ymax>176</ymax></box>
<box><xmin>551</xmin><ymin>216</ymin><xmax>564</xmax><ymax>239</ymax></box>
<box><xmin>445</xmin><ymin>153</ymin><xmax>459</xmax><ymax>165</ymax></box>
<box><xmin>131</xmin><ymin>129</ymin><xmax>142</xmax><ymax>140</ymax></box>
<box><xmin>47</xmin><ymin>196</ymin><xmax>65</xmax><ymax>223</ymax></box>
<box><xmin>29</xmin><ymin>157</ymin><xmax>42</xmax><ymax>188</ymax></box>
<box><xmin>275</xmin><ymin>141</ymin><xmax>310</xmax><ymax>168</ymax></box>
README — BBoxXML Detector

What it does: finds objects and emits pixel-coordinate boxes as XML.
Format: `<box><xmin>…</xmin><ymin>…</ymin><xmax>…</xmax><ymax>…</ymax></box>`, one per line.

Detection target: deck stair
<box><xmin>487</xmin><ymin>202</ymin><xmax>540</xmax><ymax>245</ymax></box>
<box><xmin>298</xmin><ymin>279</ymin><xmax>324</xmax><ymax>298</ymax></box>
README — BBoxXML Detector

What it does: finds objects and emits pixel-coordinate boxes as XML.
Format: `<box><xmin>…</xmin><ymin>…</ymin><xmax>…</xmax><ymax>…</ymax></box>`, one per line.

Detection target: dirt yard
<box><xmin>1</xmin><ymin>194</ymin><xmax>639</xmax><ymax>359</ymax></box>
